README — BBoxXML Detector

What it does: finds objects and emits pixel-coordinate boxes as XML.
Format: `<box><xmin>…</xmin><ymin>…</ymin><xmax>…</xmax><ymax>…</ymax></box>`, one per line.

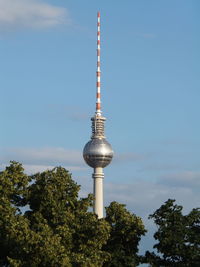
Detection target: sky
<box><xmin>0</xmin><ymin>0</ymin><xmax>200</xmax><ymax>256</ymax></box>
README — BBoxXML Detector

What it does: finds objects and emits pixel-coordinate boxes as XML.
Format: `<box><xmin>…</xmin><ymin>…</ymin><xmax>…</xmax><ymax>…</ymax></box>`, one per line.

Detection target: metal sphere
<box><xmin>83</xmin><ymin>138</ymin><xmax>113</xmax><ymax>168</ymax></box>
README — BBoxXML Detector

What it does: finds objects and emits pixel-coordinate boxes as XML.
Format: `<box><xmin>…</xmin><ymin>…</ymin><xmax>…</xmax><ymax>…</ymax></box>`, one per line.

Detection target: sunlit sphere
<box><xmin>83</xmin><ymin>138</ymin><xmax>113</xmax><ymax>168</ymax></box>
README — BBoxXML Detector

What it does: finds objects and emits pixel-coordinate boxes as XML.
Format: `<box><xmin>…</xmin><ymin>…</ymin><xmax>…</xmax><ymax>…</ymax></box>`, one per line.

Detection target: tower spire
<box><xmin>96</xmin><ymin>11</ymin><xmax>101</xmax><ymax>115</ymax></box>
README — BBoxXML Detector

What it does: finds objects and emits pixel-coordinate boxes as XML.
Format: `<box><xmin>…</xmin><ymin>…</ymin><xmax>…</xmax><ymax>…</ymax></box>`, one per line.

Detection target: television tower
<box><xmin>83</xmin><ymin>12</ymin><xmax>113</xmax><ymax>219</ymax></box>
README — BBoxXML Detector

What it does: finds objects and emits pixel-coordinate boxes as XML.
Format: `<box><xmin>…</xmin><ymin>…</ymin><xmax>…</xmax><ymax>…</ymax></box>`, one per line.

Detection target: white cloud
<box><xmin>0</xmin><ymin>163</ymin><xmax>54</xmax><ymax>174</ymax></box>
<box><xmin>113</xmin><ymin>152</ymin><xmax>147</xmax><ymax>163</ymax></box>
<box><xmin>23</xmin><ymin>164</ymin><xmax>86</xmax><ymax>174</ymax></box>
<box><xmin>0</xmin><ymin>0</ymin><xmax>70</xmax><ymax>30</ymax></box>
<box><xmin>0</xmin><ymin>147</ymin><xmax>149</xmax><ymax>169</ymax></box>
<box><xmin>159</xmin><ymin>171</ymin><xmax>200</xmax><ymax>188</ymax></box>
<box><xmin>104</xmin><ymin>180</ymin><xmax>199</xmax><ymax>218</ymax></box>
<box><xmin>0</xmin><ymin>147</ymin><xmax>87</xmax><ymax>174</ymax></box>
<box><xmin>139</xmin><ymin>162</ymin><xmax>181</xmax><ymax>172</ymax></box>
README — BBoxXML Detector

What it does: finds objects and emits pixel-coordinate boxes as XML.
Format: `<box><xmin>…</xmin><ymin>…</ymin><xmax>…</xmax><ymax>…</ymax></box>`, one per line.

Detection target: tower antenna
<box><xmin>96</xmin><ymin>11</ymin><xmax>101</xmax><ymax>115</ymax></box>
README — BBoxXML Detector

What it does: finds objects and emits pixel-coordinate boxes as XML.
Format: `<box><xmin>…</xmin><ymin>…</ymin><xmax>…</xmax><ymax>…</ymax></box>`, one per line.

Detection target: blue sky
<box><xmin>1</xmin><ymin>0</ymin><xmax>200</xmax><ymax>254</ymax></box>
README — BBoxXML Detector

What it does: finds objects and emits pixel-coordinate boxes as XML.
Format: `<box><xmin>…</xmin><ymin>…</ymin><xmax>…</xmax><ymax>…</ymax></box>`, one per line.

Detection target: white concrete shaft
<box><xmin>93</xmin><ymin>167</ymin><xmax>104</xmax><ymax>218</ymax></box>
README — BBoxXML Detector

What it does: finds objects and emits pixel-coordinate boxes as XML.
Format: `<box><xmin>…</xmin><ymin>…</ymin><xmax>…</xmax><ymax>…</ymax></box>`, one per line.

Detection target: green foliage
<box><xmin>145</xmin><ymin>199</ymin><xmax>200</xmax><ymax>266</ymax></box>
<box><xmin>2</xmin><ymin>162</ymin><xmax>199</xmax><ymax>267</ymax></box>
<box><xmin>103</xmin><ymin>201</ymin><xmax>146</xmax><ymax>267</ymax></box>
<box><xmin>0</xmin><ymin>162</ymin><xmax>109</xmax><ymax>266</ymax></box>
<box><xmin>0</xmin><ymin>162</ymin><xmax>145</xmax><ymax>267</ymax></box>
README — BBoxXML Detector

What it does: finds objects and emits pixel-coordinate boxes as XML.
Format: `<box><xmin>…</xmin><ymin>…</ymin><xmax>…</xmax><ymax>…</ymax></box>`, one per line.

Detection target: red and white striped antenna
<box><xmin>96</xmin><ymin>11</ymin><xmax>101</xmax><ymax>115</ymax></box>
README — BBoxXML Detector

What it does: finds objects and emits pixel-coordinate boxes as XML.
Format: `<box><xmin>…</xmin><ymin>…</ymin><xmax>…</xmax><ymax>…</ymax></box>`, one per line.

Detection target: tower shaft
<box><xmin>93</xmin><ymin>167</ymin><xmax>104</xmax><ymax>218</ymax></box>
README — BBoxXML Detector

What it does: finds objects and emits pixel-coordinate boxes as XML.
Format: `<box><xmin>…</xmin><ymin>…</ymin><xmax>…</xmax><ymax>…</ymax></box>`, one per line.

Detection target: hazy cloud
<box><xmin>113</xmin><ymin>152</ymin><xmax>147</xmax><ymax>163</ymax></box>
<box><xmin>139</xmin><ymin>162</ymin><xmax>181</xmax><ymax>172</ymax></box>
<box><xmin>47</xmin><ymin>104</ymin><xmax>91</xmax><ymax>122</ymax></box>
<box><xmin>0</xmin><ymin>0</ymin><xmax>70</xmax><ymax>30</ymax></box>
<box><xmin>104</xmin><ymin>180</ymin><xmax>199</xmax><ymax>218</ymax></box>
<box><xmin>26</xmin><ymin>164</ymin><xmax>86</xmax><ymax>174</ymax></box>
<box><xmin>159</xmin><ymin>171</ymin><xmax>200</xmax><ymax>188</ymax></box>
<box><xmin>0</xmin><ymin>147</ymin><xmax>149</xmax><ymax>173</ymax></box>
<box><xmin>0</xmin><ymin>147</ymin><xmax>85</xmax><ymax>172</ymax></box>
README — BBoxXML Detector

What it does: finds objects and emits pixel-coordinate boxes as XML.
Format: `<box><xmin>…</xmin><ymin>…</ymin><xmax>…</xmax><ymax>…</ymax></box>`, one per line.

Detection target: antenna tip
<box><xmin>97</xmin><ymin>12</ymin><xmax>100</xmax><ymax>17</ymax></box>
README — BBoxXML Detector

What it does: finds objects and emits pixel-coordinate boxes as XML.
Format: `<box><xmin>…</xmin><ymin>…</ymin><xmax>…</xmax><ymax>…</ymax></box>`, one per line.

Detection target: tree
<box><xmin>145</xmin><ymin>199</ymin><xmax>200</xmax><ymax>266</ymax></box>
<box><xmin>0</xmin><ymin>162</ymin><xmax>110</xmax><ymax>266</ymax></box>
<box><xmin>104</xmin><ymin>202</ymin><xmax>146</xmax><ymax>267</ymax></box>
<box><xmin>0</xmin><ymin>162</ymin><xmax>145</xmax><ymax>266</ymax></box>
